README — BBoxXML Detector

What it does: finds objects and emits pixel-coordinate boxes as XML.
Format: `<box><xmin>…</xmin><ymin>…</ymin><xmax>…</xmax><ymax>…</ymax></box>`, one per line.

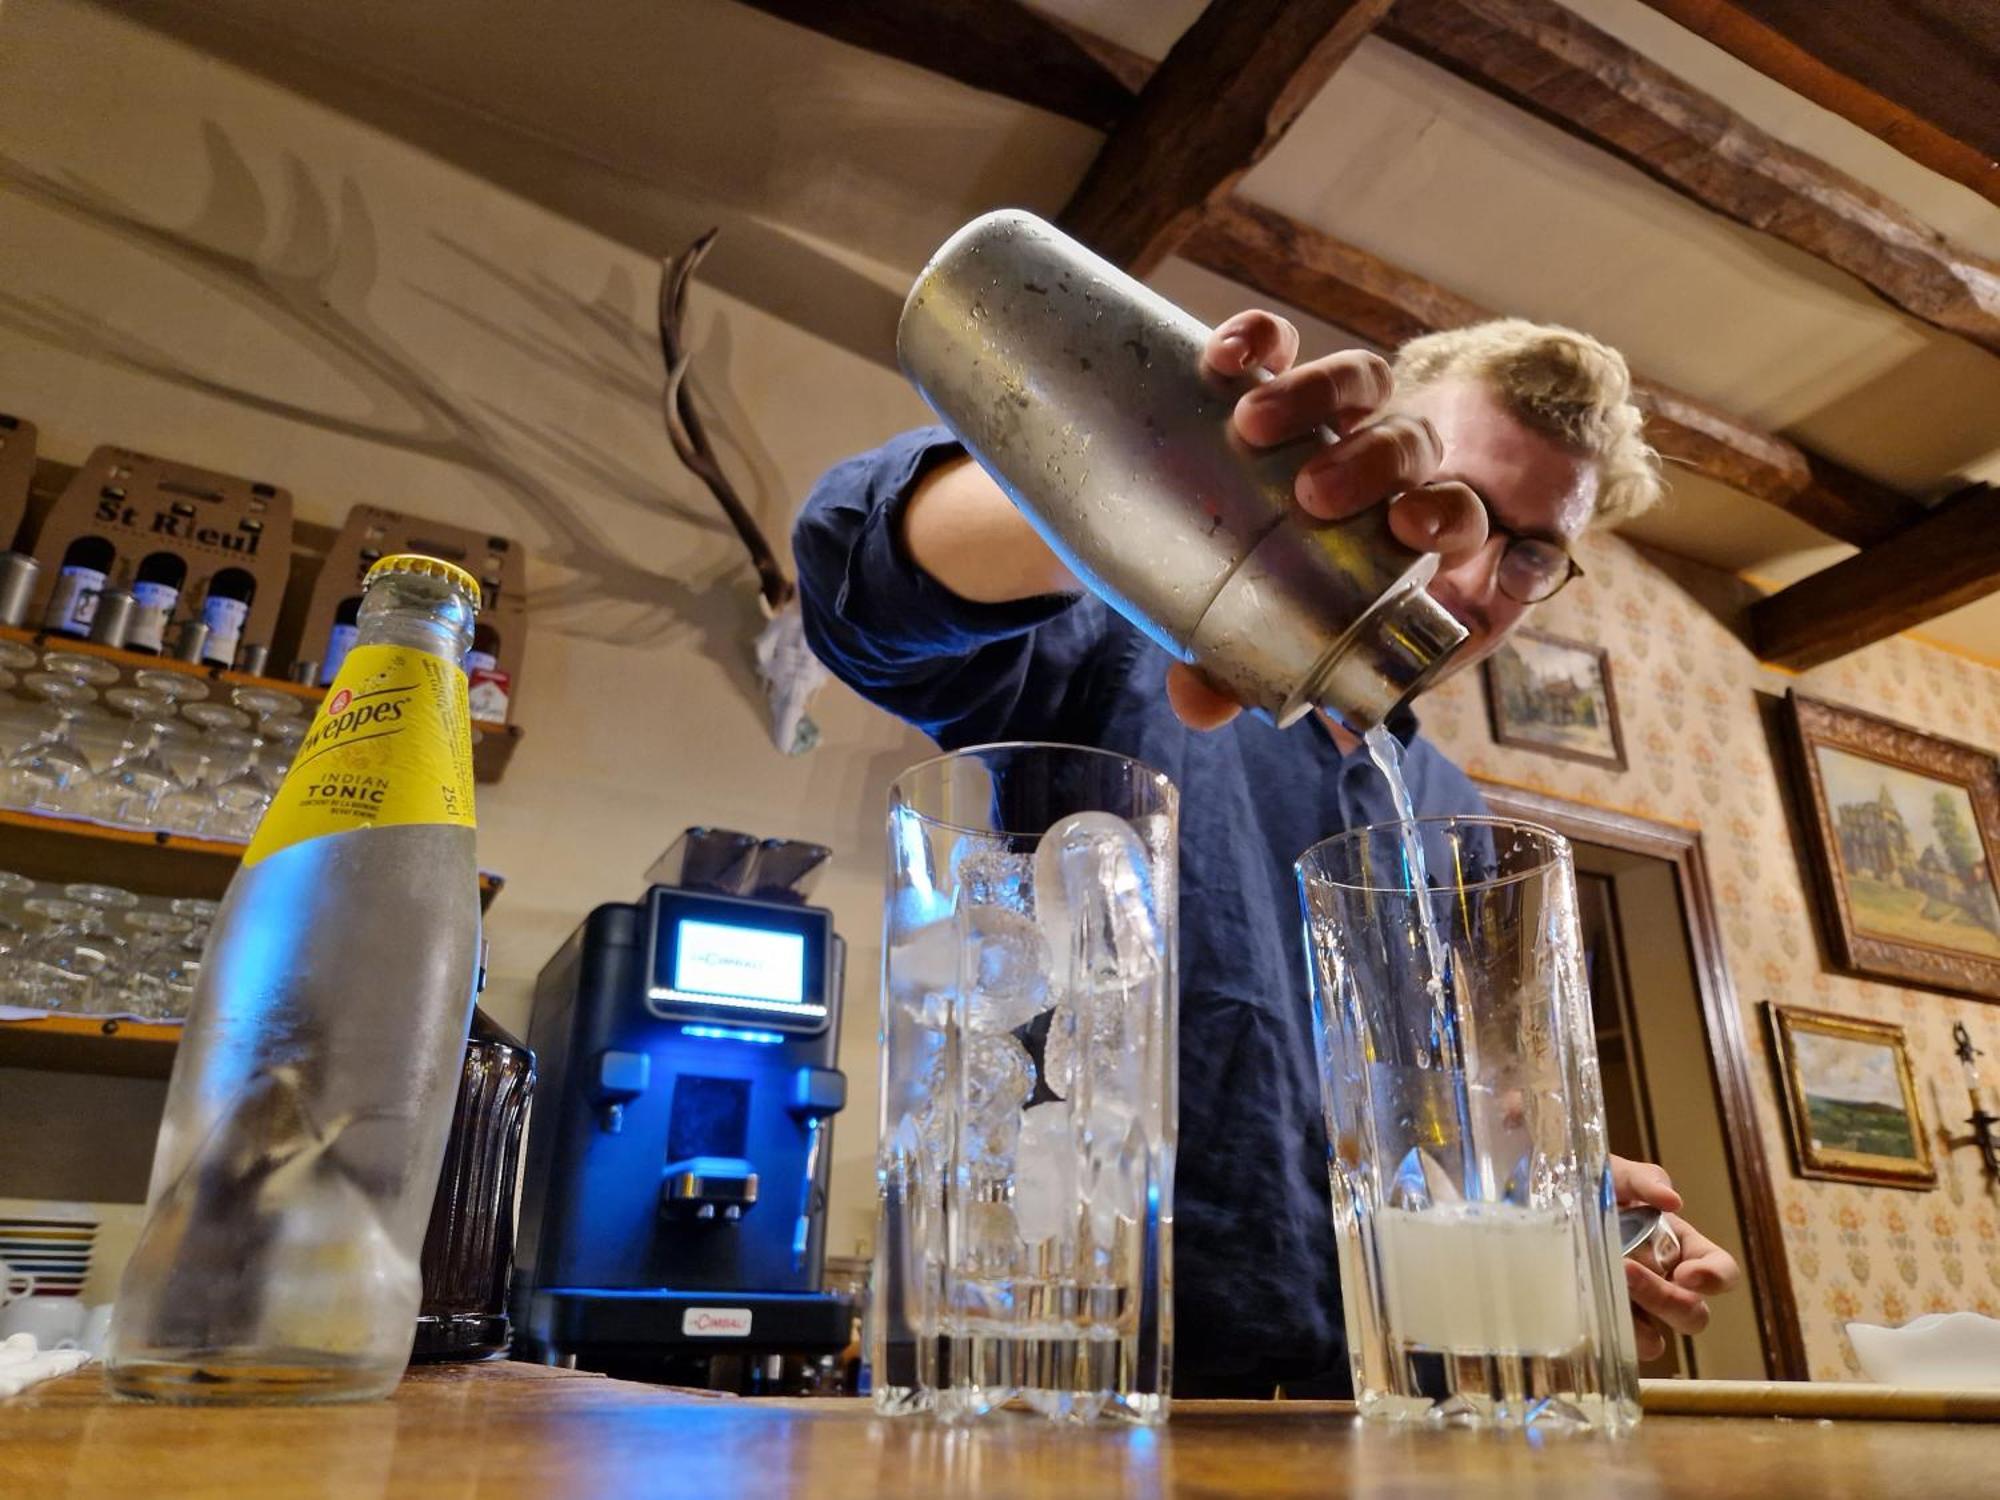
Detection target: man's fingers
<box><xmin>1610</xmin><ymin>1156</ymin><xmax>1684</xmax><ymax>1215</ymax></box>
<box><xmin>1387</xmin><ymin>482</ymin><xmax>1488</xmax><ymax>561</ymax></box>
<box><xmin>1665</xmin><ymin>1214</ymin><xmax>1743</xmax><ymax>1296</ymax></box>
<box><xmin>1231</xmin><ymin>351</ymin><xmax>1395</xmax><ymax>447</ymax></box>
<box><xmin>1205</xmin><ymin>311</ymin><xmax>1301</xmax><ymax>379</ymax></box>
<box><xmin>1165</xmin><ymin>662</ymin><xmax>1244</xmax><ymax>730</ymax></box>
<box><xmin>1632</xmin><ymin>1310</ymin><xmax>1669</xmax><ymax>1363</ymax></box>
<box><xmin>1294</xmin><ymin>415</ymin><xmax>1444</xmax><ymax>520</ymax></box>
<box><xmin>1626</xmin><ymin>1258</ymin><xmax>1711</xmax><ymax>1338</ymax></box>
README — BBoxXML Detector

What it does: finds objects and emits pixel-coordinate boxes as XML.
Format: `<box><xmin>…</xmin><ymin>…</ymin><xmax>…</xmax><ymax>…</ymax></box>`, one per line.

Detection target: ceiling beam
<box><xmin>1380</xmin><ymin>0</ymin><xmax>2000</xmax><ymax>356</ymax></box>
<box><xmin>1637</xmin><ymin>1</ymin><xmax>2000</xmax><ymax>206</ymax></box>
<box><xmin>1183</xmin><ymin>196</ymin><xmax>1928</xmax><ymax>548</ymax></box>
<box><xmin>729</xmin><ymin>1</ymin><xmax>1933</xmax><ymax>548</ymax></box>
<box><xmin>731</xmin><ymin>0</ymin><xmax>1143</xmax><ymax>130</ymax></box>
<box><xmin>1055</xmin><ymin>0</ymin><xmax>1394</xmax><ymax>276</ymax></box>
<box><xmin>1750</xmin><ymin>485</ymin><xmax>2000</xmax><ymax>669</ymax></box>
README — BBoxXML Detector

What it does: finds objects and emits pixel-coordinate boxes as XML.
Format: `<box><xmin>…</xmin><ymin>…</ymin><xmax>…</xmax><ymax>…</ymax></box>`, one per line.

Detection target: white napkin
<box><xmin>0</xmin><ymin>1333</ymin><xmax>91</xmax><ymax>1398</ymax></box>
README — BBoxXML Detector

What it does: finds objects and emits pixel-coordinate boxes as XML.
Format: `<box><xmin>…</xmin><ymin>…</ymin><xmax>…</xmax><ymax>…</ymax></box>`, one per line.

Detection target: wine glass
<box><xmin>9</xmin><ymin>897</ymin><xmax>104</xmax><ymax>1013</ymax></box>
<box><xmin>120</xmin><ymin>909</ymin><xmax>196</xmax><ymax>1020</ymax></box>
<box><xmin>63</xmin><ymin>884</ymin><xmax>139</xmax><ymax>1014</ymax></box>
<box><xmin>208</xmin><ymin>725</ymin><xmax>274</xmax><ymax>843</ymax></box>
<box><xmin>1</xmin><ymin>674</ymin><xmax>98</xmax><ymax>813</ymax></box>
<box><xmin>93</xmin><ymin>688</ymin><xmax>176</xmax><ymax>828</ymax></box>
<box><xmin>167</xmin><ymin>703</ymin><xmax>252</xmax><ymax>838</ymax></box>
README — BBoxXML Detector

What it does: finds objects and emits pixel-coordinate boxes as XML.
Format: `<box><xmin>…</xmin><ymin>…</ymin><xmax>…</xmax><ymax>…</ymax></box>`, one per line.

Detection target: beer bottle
<box><xmin>109</xmin><ymin>554</ymin><xmax>483</xmax><ymax>1403</ymax></box>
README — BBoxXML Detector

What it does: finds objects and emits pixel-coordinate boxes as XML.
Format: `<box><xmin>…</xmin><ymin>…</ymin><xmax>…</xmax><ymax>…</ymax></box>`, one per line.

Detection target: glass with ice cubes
<box><xmin>877</xmin><ymin>744</ymin><xmax>1178</xmax><ymax>1424</ymax></box>
<box><xmin>1297</xmin><ymin>818</ymin><xmax>1641</xmax><ymax>1436</ymax></box>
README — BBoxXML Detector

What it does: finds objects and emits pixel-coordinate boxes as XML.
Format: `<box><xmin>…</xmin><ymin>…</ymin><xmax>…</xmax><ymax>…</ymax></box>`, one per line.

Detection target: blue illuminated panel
<box><xmin>673</xmin><ymin>920</ymin><xmax>806</xmax><ymax>1005</ymax></box>
<box><xmin>643</xmin><ymin>887</ymin><xmax>832</xmax><ymax>1034</ymax></box>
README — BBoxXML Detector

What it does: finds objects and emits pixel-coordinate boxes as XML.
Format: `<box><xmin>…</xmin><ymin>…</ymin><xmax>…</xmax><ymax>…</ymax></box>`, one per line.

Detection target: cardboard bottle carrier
<box><xmin>27</xmin><ymin>445</ymin><xmax>294</xmax><ymax>656</ymax></box>
<box><xmin>278</xmin><ymin>503</ymin><xmax>526</xmax><ymax>721</ymax></box>
<box><xmin>0</xmin><ymin>413</ymin><xmax>35</xmax><ymax>554</ymax></box>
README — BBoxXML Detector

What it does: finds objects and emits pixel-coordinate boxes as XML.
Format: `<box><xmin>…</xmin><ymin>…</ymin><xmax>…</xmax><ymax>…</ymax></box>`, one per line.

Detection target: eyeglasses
<box><xmin>1471</xmin><ymin>494</ymin><xmax>1584</xmax><ymax>604</ymax></box>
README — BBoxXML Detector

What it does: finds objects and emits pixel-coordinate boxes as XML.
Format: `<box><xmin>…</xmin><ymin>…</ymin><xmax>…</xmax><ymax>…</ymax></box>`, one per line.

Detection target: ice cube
<box><xmin>952</xmin><ymin>845</ymin><xmax>1034</xmax><ymax>912</ymax></box>
<box><xmin>1081</xmin><ymin>1095</ymin><xmax>1145</xmax><ymax>1250</ymax></box>
<box><xmin>958</xmin><ymin>904</ymin><xmax>1052</xmax><ymax>1034</ymax></box>
<box><xmin>1040</xmin><ymin>988</ymin><xmax>1144</xmax><ymax>1105</ymax></box>
<box><xmin>887</xmin><ymin>916</ymin><xmax>957</xmax><ymax>1009</ymax></box>
<box><xmin>964</xmin><ymin>1033</ymin><xmax>1034</xmax><ymax>1121</ymax></box>
<box><xmin>1034</xmin><ymin>812</ymin><xmax>1160</xmax><ymax>989</ymax></box>
<box><xmin>1014</xmin><ymin>1100</ymin><xmax>1076</xmax><ymax>1246</ymax></box>
<box><xmin>960</xmin><ymin>1104</ymin><xmax>1022</xmax><ymax>1182</ymax></box>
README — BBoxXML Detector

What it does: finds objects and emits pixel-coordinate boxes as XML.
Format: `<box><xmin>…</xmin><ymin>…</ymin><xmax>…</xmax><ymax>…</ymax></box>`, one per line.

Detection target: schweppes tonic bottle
<box><xmin>110</xmin><ymin>555</ymin><xmax>483</xmax><ymax>1403</ymax></box>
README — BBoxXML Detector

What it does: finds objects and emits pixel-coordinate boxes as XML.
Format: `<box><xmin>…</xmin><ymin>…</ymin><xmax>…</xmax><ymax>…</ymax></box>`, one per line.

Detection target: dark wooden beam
<box><xmin>1751</xmin><ymin>485</ymin><xmax>2000</xmax><ymax>668</ymax></box>
<box><xmin>1056</xmin><ymin>0</ymin><xmax>1394</xmax><ymax>276</ymax></box>
<box><xmin>1183</xmin><ymin>197</ymin><xmax>1929</xmax><ymax>547</ymax></box>
<box><xmin>1638</xmin><ymin>1</ymin><xmax>2000</xmax><ymax>206</ymax></box>
<box><xmin>732</xmin><ymin>0</ymin><xmax>1144</xmax><ymax>130</ymax></box>
<box><xmin>1380</xmin><ymin>0</ymin><xmax>2000</xmax><ymax>356</ymax></box>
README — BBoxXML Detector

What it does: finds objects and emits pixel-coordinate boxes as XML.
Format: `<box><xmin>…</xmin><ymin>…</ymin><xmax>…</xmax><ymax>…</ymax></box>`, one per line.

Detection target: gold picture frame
<box><xmin>1765</xmin><ymin>1003</ymin><xmax>1936</xmax><ymax>1190</ymax></box>
<box><xmin>1783</xmin><ymin>692</ymin><xmax>2000</xmax><ymax>1002</ymax></box>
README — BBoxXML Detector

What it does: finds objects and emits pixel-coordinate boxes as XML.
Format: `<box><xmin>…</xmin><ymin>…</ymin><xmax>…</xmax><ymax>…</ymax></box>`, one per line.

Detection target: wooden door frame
<box><xmin>1479</xmin><ymin>781</ymin><xmax>1809</xmax><ymax>1380</ymax></box>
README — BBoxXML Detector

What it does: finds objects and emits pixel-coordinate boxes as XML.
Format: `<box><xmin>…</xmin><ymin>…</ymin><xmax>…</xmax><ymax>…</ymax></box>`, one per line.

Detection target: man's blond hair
<box><xmin>1393</xmin><ymin>319</ymin><xmax>1663</xmax><ymax>526</ymax></box>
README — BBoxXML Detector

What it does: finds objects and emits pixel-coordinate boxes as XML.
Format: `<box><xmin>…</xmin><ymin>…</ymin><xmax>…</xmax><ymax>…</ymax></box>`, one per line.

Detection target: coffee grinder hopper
<box><xmin>646</xmin><ymin>827</ymin><xmax>832</xmax><ymax>905</ymax></box>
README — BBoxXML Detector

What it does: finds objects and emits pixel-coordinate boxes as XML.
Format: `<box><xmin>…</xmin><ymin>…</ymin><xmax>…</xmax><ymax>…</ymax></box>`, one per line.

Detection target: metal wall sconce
<box><xmin>1950</xmin><ymin>1023</ymin><xmax>2000</xmax><ymax>1179</ymax></box>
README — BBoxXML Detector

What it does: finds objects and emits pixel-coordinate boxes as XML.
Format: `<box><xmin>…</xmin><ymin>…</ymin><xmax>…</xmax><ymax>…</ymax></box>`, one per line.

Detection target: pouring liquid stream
<box><xmin>1361</xmin><ymin>724</ymin><xmax>1484</xmax><ymax>1199</ymax></box>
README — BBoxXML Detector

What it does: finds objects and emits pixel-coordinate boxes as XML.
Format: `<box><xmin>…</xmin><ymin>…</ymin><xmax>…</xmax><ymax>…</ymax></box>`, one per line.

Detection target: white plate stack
<box><xmin>0</xmin><ymin>1208</ymin><xmax>99</xmax><ymax>1298</ymax></box>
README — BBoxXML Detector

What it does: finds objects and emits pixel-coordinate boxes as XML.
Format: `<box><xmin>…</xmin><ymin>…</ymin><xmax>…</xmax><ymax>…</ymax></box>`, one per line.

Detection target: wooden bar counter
<box><xmin>4</xmin><ymin>1361</ymin><xmax>1995</xmax><ymax>1499</ymax></box>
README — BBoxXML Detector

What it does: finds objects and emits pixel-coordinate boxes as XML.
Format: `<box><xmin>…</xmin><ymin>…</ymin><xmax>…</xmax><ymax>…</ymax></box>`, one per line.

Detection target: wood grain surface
<box><xmin>3</xmin><ymin>1362</ymin><xmax>1996</xmax><ymax>1499</ymax></box>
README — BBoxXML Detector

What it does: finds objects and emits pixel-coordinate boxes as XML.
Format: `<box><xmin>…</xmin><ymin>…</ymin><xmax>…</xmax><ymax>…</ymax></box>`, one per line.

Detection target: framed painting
<box><xmin>1784</xmin><ymin>692</ymin><xmax>2000</xmax><ymax>1002</ymax></box>
<box><xmin>1482</xmin><ymin>629</ymin><xmax>1627</xmax><ymax>771</ymax></box>
<box><xmin>1765</xmin><ymin>1003</ymin><xmax>1936</xmax><ymax>1189</ymax></box>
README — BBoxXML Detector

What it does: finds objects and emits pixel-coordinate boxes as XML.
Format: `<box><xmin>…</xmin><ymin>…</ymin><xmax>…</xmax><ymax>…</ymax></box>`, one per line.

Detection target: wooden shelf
<box><xmin>0</xmin><ymin>1015</ymin><xmax>179</xmax><ymax>1079</ymax></box>
<box><xmin>0</xmin><ymin>807</ymin><xmax>503</xmax><ymax>908</ymax></box>
<box><xmin>1</xmin><ymin>624</ymin><xmax>522</xmax><ymax>784</ymax></box>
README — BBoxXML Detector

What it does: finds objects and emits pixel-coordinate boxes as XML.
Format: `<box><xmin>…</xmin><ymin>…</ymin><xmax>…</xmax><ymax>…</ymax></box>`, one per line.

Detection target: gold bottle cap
<box><xmin>365</xmin><ymin>552</ymin><xmax>482</xmax><ymax>609</ymax></box>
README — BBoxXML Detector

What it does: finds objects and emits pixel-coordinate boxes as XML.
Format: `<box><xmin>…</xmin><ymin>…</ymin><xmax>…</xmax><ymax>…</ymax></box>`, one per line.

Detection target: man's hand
<box><xmin>1610</xmin><ymin>1155</ymin><xmax>1743</xmax><ymax>1362</ymax></box>
<box><xmin>1165</xmin><ymin>311</ymin><xmax>1489</xmax><ymax>730</ymax></box>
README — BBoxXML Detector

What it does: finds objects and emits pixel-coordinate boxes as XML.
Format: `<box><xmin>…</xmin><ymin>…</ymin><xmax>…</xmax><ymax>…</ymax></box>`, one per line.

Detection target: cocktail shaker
<box><xmin>897</xmin><ymin>210</ymin><xmax>1466</xmax><ymax>730</ymax></box>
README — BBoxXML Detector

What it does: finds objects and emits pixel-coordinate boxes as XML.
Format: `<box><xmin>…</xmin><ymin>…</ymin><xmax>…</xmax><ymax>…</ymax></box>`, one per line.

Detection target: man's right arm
<box><xmin>791</xmin><ymin>427</ymin><xmax>1111</xmax><ymax>748</ymax></box>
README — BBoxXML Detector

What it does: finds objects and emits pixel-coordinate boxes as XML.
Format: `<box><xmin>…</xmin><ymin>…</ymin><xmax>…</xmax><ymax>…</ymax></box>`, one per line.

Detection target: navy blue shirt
<box><xmin>794</xmin><ymin>426</ymin><xmax>1487</xmax><ymax>1390</ymax></box>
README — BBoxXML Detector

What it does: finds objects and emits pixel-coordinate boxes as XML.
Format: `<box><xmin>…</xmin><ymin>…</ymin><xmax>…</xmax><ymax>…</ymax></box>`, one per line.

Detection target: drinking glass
<box><xmin>879</xmin><ymin>743</ymin><xmax>1178</xmax><ymax>1426</ymax></box>
<box><xmin>121</xmin><ymin>909</ymin><xmax>197</xmax><ymax>1020</ymax></box>
<box><xmin>65</xmin><ymin>884</ymin><xmax>139</xmax><ymax>1015</ymax></box>
<box><xmin>2</xmin><ymin>674</ymin><xmax>98</xmax><ymax>813</ymax></box>
<box><xmin>94</xmin><ymin>689</ymin><xmax>176</xmax><ymax>828</ymax></box>
<box><xmin>172</xmin><ymin>705</ymin><xmax>252</xmax><ymax>839</ymax></box>
<box><xmin>1297</xmin><ymin>817</ymin><xmax>1640</xmax><ymax>1436</ymax></box>
<box><xmin>10</xmin><ymin>897</ymin><xmax>105</xmax><ymax>1013</ymax></box>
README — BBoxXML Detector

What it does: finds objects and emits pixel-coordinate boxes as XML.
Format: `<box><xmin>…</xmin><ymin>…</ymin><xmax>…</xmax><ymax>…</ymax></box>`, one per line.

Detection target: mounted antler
<box><xmin>658</xmin><ymin>230</ymin><xmax>794</xmax><ymax>611</ymax></box>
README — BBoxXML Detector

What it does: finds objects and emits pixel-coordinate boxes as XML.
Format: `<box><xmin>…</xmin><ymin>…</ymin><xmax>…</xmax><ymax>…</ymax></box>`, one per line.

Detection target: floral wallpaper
<box><xmin>1417</xmin><ymin>529</ymin><xmax>2000</xmax><ymax>1381</ymax></box>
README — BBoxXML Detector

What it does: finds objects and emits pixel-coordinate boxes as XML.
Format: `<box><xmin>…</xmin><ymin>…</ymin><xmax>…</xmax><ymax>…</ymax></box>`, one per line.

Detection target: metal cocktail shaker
<box><xmin>897</xmin><ymin>210</ymin><xmax>1466</xmax><ymax>730</ymax></box>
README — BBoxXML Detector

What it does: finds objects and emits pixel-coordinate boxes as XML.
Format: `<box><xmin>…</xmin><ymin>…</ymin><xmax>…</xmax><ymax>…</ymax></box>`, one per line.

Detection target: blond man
<box><xmin>794</xmin><ymin>311</ymin><xmax>1739</xmax><ymax>1397</ymax></box>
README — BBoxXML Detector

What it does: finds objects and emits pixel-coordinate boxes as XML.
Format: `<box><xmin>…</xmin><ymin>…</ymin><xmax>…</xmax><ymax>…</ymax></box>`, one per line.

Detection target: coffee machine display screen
<box><xmin>673</xmin><ymin>920</ymin><xmax>805</xmax><ymax>1006</ymax></box>
<box><xmin>643</xmin><ymin>888</ymin><xmax>832</xmax><ymax>1033</ymax></box>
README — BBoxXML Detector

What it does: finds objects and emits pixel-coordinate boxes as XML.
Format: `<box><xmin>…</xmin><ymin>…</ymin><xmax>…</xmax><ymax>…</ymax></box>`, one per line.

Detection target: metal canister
<box><xmin>234</xmin><ymin>642</ymin><xmax>270</xmax><ymax>678</ymax></box>
<box><xmin>87</xmin><ymin>587</ymin><xmax>137</xmax><ymax>650</ymax></box>
<box><xmin>896</xmin><ymin>210</ymin><xmax>1466</xmax><ymax>730</ymax></box>
<box><xmin>0</xmin><ymin>552</ymin><xmax>38</xmax><ymax>628</ymax></box>
<box><xmin>171</xmin><ymin>618</ymin><xmax>210</xmax><ymax>664</ymax></box>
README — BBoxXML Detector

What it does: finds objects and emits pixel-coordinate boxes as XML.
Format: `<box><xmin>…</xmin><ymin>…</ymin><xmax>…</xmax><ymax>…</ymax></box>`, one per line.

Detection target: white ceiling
<box><xmin>108</xmin><ymin>0</ymin><xmax>2000</xmax><ymax>658</ymax></box>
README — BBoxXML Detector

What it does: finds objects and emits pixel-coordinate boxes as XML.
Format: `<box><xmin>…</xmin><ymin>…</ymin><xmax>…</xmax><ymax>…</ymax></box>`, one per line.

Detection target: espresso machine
<box><xmin>511</xmin><ymin>830</ymin><xmax>852</xmax><ymax>1387</ymax></box>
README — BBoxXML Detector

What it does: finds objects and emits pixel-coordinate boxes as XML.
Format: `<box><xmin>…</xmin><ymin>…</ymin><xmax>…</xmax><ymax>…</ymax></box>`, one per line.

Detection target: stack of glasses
<box><xmin>0</xmin><ymin>641</ymin><xmax>305</xmax><ymax>841</ymax></box>
<box><xmin>0</xmin><ymin>870</ymin><xmax>212</xmax><ymax>1023</ymax></box>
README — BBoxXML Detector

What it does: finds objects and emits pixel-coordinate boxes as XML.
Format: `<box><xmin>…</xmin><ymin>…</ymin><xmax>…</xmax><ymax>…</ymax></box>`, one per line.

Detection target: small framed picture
<box><xmin>1765</xmin><ymin>1003</ymin><xmax>1936</xmax><ymax>1190</ymax></box>
<box><xmin>1783</xmin><ymin>692</ymin><xmax>2000</xmax><ymax>1002</ymax></box>
<box><xmin>1481</xmin><ymin>629</ymin><xmax>1626</xmax><ymax>771</ymax></box>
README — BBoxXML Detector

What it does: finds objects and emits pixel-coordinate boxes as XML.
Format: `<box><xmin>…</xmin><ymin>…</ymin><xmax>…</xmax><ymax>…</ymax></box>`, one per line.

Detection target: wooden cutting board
<box><xmin>1642</xmin><ymin>1377</ymin><xmax>2000</xmax><ymax>1421</ymax></box>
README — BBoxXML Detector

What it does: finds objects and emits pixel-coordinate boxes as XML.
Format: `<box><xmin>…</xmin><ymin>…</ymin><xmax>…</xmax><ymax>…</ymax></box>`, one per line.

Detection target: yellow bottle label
<box><xmin>242</xmin><ymin>643</ymin><xmax>476</xmax><ymax>867</ymax></box>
